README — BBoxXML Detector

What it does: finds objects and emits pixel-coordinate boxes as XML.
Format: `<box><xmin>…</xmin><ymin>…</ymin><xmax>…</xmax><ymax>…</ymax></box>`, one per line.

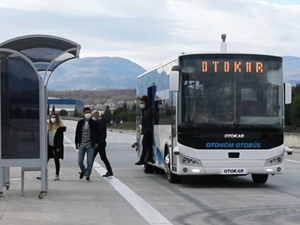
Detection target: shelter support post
<box><xmin>39</xmin><ymin>83</ymin><xmax>48</xmax><ymax>199</ymax></box>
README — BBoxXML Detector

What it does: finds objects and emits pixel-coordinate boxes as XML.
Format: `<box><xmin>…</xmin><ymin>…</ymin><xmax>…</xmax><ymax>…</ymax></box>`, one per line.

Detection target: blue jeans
<box><xmin>78</xmin><ymin>146</ymin><xmax>95</xmax><ymax>178</ymax></box>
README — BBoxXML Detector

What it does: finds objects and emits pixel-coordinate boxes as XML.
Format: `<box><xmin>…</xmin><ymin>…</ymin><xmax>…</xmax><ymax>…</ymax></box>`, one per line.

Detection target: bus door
<box><xmin>147</xmin><ymin>85</ymin><xmax>156</xmax><ymax>163</ymax></box>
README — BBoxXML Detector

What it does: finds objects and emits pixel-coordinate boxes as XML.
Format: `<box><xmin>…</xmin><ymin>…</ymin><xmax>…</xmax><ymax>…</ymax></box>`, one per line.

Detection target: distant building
<box><xmin>48</xmin><ymin>98</ymin><xmax>84</xmax><ymax>116</ymax></box>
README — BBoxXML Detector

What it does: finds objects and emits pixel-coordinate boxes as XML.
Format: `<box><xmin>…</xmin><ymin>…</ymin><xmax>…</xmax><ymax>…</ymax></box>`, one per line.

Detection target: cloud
<box><xmin>0</xmin><ymin>0</ymin><xmax>300</xmax><ymax>69</ymax></box>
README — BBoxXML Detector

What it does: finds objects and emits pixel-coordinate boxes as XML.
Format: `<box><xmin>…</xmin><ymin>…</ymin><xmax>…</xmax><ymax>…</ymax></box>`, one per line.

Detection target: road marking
<box><xmin>65</xmin><ymin>135</ymin><xmax>172</xmax><ymax>225</ymax></box>
<box><xmin>64</xmin><ymin>136</ymin><xmax>73</xmax><ymax>144</ymax></box>
<box><xmin>285</xmin><ymin>159</ymin><xmax>300</xmax><ymax>164</ymax></box>
<box><xmin>93</xmin><ymin>162</ymin><xmax>173</xmax><ymax>225</ymax></box>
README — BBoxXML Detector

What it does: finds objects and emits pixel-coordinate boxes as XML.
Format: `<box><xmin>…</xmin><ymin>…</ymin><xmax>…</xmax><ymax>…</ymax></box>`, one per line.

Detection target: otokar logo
<box><xmin>224</xmin><ymin>134</ymin><xmax>244</xmax><ymax>138</ymax></box>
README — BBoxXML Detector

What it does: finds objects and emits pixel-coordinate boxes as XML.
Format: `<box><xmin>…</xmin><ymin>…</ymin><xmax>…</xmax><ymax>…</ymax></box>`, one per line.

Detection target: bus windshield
<box><xmin>178</xmin><ymin>54</ymin><xmax>283</xmax><ymax>129</ymax></box>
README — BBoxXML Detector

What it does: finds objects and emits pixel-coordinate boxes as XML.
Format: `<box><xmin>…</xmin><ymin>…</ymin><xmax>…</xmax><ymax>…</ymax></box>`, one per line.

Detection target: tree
<box><xmin>59</xmin><ymin>109</ymin><xmax>68</xmax><ymax>116</ymax></box>
<box><xmin>113</xmin><ymin>106</ymin><xmax>127</xmax><ymax>123</ymax></box>
<box><xmin>123</xmin><ymin>102</ymin><xmax>128</xmax><ymax>110</ymax></box>
<box><xmin>131</xmin><ymin>103</ymin><xmax>136</xmax><ymax>112</ymax></box>
<box><xmin>290</xmin><ymin>95</ymin><xmax>300</xmax><ymax>128</ymax></box>
<box><xmin>127</xmin><ymin>111</ymin><xmax>136</xmax><ymax>122</ymax></box>
<box><xmin>52</xmin><ymin>105</ymin><xmax>56</xmax><ymax>113</ymax></box>
<box><xmin>103</xmin><ymin>105</ymin><xmax>112</xmax><ymax>122</ymax></box>
<box><xmin>117</xmin><ymin>112</ymin><xmax>128</xmax><ymax>122</ymax></box>
<box><xmin>286</xmin><ymin>84</ymin><xmax>300</xmax><ymax>128</ymax></box>
<box><xmin>292</xmin><ymin>84</ymin><xmax>300</xmax><ymax>97</ymax></box>
<box><xmin>285</xmin><ymin>103</ymin><xmax>292</xmax><ymax>126</ymax></box>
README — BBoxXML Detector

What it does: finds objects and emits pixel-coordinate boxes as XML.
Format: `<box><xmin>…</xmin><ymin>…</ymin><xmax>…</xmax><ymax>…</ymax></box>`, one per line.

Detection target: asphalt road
<box><xmin>68</xmin><ymin>120</ymin><xmax>300</xmax><ymax>225</ymax></box>
<box><xmin>1</xmin><ymin>119</ymin><xmax>300</xmax><ymax>225</ymax></box>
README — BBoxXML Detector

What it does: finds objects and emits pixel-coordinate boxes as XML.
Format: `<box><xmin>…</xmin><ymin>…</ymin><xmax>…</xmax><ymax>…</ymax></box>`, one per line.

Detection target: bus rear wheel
<box><xmin>164</xmin><ymin>152</ymin><xmax>182</xmax><ymax>183</ymax></box>
<box><xmin>251</xmin><ymin>174</ymin><xmax>268</xmax><ymax>184</ymax></box>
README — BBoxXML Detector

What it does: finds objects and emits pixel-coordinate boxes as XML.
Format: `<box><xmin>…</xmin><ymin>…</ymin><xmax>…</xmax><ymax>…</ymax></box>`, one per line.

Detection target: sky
<box><xmin>0</xmin><ymin>0</ymin><xmax>300</xmax><ymax>70</ymax></box>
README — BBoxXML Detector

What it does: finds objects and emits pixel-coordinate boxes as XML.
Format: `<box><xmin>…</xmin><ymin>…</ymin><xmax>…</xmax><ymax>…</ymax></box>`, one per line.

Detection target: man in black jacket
<box><xmin>75</xmin><ymin>107</ymin><xmax>99</xmax><ymax>182</ymax></box>
<box><xmin>91</xmin><ymin>110</ymin><xmax>113</xmax><ymax>177</ymax></box>
<box><xmin>135</xmin><ymin>95</ymin><xmax>154</xmax><ymax>165</ymax></box>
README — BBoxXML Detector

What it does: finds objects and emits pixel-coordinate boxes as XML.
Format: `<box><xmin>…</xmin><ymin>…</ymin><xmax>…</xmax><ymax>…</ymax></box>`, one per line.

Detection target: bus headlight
<box><xmin>180</xmin><ymin>154</ymin><xmax>202</xmax><ymax>167</ymax></box>
<box><xmin>265</xmin><ymin>154</ymin><xmax>284</xmax><ymax>166</ymax></box>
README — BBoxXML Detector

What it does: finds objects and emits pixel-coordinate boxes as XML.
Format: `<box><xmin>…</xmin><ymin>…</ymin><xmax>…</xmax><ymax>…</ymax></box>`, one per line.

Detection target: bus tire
<box><xmin>251</xmin><ymin>174</ymin><xmax>268</xmax><ymax>184</ymax></box>
<box><xmin>164</xmin><ymin>150</ymin><xmax>182</xmax><ymax>183</ymax></box>
<box><xmin>167</xmin><ymin>171</ymin><xmax>182</xmax><ymax>184</ymax></box>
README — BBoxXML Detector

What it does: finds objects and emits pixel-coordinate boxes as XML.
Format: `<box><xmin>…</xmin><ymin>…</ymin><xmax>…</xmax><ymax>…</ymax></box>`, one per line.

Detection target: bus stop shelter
<box><xmin>0</xmin><ymin>35</ymin><xmax>80</xmax><ymax>199</ymax></box>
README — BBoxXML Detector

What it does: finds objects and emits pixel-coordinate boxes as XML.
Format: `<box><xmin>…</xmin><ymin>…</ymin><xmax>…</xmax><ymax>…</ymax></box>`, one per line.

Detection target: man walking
<box><xmin>75</xmin><ymin>107</ymin><xmax>99</xmax><ymax>182</ymax></box>
<box><xmin>91</xmin><ymin>110</ymin><xmax>113</xmax><ymax>177</ymax></box>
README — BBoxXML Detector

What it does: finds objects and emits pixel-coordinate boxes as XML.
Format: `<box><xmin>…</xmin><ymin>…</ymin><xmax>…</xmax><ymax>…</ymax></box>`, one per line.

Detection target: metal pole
<box><xmin>39</xmin><ymin>82</ymin><xmax>48</xmax><ymax>198</ymax></box>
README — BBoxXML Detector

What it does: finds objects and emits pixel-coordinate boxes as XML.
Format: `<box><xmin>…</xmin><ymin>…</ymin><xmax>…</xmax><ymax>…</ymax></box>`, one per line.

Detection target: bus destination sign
<box><xmin>200</xmin><ymin>61</ymin><xmax>264</xmax><ymax>73</ymax></box>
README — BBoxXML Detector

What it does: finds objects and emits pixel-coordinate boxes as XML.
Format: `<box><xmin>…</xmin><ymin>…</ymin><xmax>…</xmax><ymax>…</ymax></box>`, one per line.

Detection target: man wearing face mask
<box><xmin>75</xmin><ymin>107</ymin><xmax>99</xmax><ymax>182</ymax></box>
<box><xmin>135</xmin><ymin>95</ymin><xmax>154</xmax><ymax>165</ymax></box>
<box><xmin>91</xmin><ymin>110</ymin><xmax>113</xmax><ymax>177</ymax></box>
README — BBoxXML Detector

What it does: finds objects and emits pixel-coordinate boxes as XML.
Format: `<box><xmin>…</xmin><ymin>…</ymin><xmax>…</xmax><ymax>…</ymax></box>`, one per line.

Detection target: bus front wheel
<box><xmin>164</xmin><ymin>152</ymin><xmax>182</xmax><ymax>183</ymax></box>
<box><xmin>251</xmin><ymin>174</ymin><xmax>268</xmax><ymax>184</ymax></box>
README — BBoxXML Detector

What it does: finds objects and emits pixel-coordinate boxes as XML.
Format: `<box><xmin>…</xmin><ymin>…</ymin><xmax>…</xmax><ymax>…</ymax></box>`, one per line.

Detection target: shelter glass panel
<box><xmin>1</xmin><ymin>52</ymin><xmax>40</xmax><ymax>159</ymax></box>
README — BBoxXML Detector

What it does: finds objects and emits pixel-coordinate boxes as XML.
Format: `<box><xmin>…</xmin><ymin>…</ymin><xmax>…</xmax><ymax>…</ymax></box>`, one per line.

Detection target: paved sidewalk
<box><xmin>0</xmin><ymin>144</ymin><xmax>145</xmax><ymax>225</ymax></box>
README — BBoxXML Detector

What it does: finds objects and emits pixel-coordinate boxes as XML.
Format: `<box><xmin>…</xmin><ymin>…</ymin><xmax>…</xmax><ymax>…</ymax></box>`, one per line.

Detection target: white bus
<box><xmin>135</xmin><ymin>35</ymin><xmax>292</xmax><ymax>184</ymax></box>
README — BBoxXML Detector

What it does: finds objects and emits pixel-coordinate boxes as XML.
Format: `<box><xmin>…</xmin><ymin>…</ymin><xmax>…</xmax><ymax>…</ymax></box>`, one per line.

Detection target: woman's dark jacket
<box><xmin>48</xmin><ymin>126</ymin><xmax>66</xmax><ymax>159</ymax></box>
<box><xmin>75</xmin><ymin>119</ymin><xmax>99</xmax><ymax>147</ymax></box>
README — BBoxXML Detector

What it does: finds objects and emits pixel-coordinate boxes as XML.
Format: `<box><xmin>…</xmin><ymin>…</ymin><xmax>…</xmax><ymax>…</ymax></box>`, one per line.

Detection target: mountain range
<box><xmin>48</xmin><ymin>57</ymin><xmax>146</xmax><ymax>90</ymax></box>
<box><xmin>47</xmin><ymin>56</ymin><xmax>300</xmax><ymax>91</ymax></box>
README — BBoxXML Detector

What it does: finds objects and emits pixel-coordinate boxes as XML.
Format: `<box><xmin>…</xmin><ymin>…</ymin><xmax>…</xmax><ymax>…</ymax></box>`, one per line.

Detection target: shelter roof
<box><xmin>0</xmin><ymin>34</ymin><xmax>81</xmax><ymax>73</ymax></box>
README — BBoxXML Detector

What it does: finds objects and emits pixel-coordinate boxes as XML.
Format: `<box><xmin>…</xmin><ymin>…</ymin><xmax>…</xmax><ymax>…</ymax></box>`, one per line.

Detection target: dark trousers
<box><xmin>48</xmin><ymin>145</ymin><xmax>60</xmax><ymax>175</ymax></box>
<box><xmin>94</xmin><ymin>143</ymin><xmax>113</xmax><ymax>173</ymax></box>
<box><xmin>139</xmin><ymin>131</ymin><xmax>153</xmax><ymax>162</ymax></box>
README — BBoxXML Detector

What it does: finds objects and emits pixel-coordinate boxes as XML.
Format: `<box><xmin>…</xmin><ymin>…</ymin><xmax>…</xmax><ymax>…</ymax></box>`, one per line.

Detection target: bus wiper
<box><xmin>233</xmin><ymin>122</ymin><xmax>276</xmax><ymax>139</ymax></box>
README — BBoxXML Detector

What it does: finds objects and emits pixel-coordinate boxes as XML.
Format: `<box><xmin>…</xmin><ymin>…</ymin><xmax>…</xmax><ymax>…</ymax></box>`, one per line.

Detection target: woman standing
<box><xmin>37</xmin><ymin>112</ymin><xmax>66</xmax><ymax>180</ymax></box>
<box><xmin>48</xmin><ymin>112</ymin><xmax>66</xmax><ymax>180</ymax></box>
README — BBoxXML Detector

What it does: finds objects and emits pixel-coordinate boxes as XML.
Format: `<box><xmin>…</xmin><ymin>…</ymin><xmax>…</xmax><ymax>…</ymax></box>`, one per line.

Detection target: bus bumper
<box><xmin>175</xmin><ymin>161</ymin><xmax>284</xmax><ymax>176</ymax></box>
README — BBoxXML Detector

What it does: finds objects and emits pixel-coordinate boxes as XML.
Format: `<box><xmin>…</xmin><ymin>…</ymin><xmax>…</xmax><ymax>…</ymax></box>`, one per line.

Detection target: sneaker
<box><xmin>86</xmin><ymin>177</ymin><xmax>90</xmax><ymax>182</ymax></box>
<box><xmin>79</xmin><ymin>172</ymin><xmax>85</xmax><ymax>179</ymax></box>
<box><xmin>54</xmin><ymin>175</ymin><xmax>60</xmax><ymax>181</ymax></box>
<box><xmin>103</xmin><ymin>172</ymin><xmax>113</xmax><ymax>177</ymax></box>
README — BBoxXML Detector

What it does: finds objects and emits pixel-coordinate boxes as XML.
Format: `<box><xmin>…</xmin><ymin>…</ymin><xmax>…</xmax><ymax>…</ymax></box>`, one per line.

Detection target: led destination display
<box><xmin>200</xmin><ymin>60</ymin><xmax>264</xmax><ymax>73</ymax></box>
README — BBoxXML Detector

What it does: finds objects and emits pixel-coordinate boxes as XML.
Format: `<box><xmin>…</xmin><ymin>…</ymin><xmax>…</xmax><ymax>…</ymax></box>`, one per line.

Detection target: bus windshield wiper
<box><xmin>233</xmin><ymin>122</ymin><xmax>276</xmax><ymax>139</ymax></box>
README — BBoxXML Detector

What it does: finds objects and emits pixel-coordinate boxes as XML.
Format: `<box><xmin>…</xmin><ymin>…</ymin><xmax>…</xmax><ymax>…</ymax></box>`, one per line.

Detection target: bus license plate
<box><xmin>221</xmin><ymin>168</ymin><xmax>247</xmax><ymax>175</ymax></box>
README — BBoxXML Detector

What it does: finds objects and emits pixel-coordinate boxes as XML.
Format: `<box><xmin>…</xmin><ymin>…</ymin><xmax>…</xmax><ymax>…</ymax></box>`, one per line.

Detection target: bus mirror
<box><xmin>170</xmin><ymin>71</ymin><xmax>179</xmax><ymax>92</ymax></box>
<box><xmin>284</xmin><ymin>83</ymin><xmax>292</xmax><ymax>104</ymax></box>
